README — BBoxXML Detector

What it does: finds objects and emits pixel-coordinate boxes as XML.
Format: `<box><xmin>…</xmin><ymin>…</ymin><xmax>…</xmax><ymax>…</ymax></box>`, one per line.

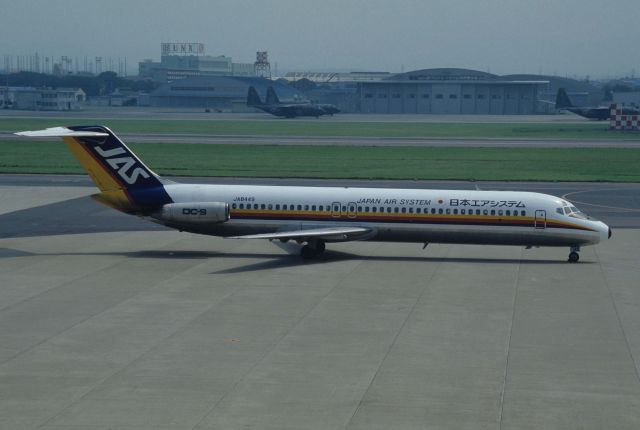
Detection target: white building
<box><xmin>1</xmin><ymin>87</ymin><xmax>86</xmax><ymax>110</ymax></box>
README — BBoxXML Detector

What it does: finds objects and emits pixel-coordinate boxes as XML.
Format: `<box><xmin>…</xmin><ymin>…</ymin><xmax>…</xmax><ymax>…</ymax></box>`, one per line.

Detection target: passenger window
<box><xmin>438</xmin><ymin>208</ymin><xmax>443</xmax><ymax>214</ymax></box>
<box><xmin>445</xmin><ymin>208</ymin><xmax>450</xmax><ymax>214</ymax></box>
<box><xmin>297</xmin><ymin>205</ymin><xmax>302</xmax><ymax>210</ymax></box>
<box><xmin>461</xmin><ymin>209</ymin><xmax>465</xmax><ymax>215</ymax></box>
<box><xmin>254</xmin><ymin>204</ymin><xmax>259</xmax><ymax>209</ymax></box>
<box><xmin>305</xmin><ymin>205</ymin><xmax>309</xmax><ymax>210</ymax></box>
<box><xmin>408</xmin><ymin>207</ymin><xmax>413</xmax><ymax>214</ymax></box>
<box><xmin>239</xmin><ymin>203</ymin><xmax>244</xmax><ymax>209</ymax></box>
<box><xmin>476</xmin><ymin>210</ymin><xmax>481</xmax><ymax>215</ymax></box>
<box><xmin>372</xmin><ymin>207</ymin><xmax>377</xmax><ymax>213</ymax></box>
<box><xmin>232</xmin><ymin>203</ymin><xmax>237</xmax><ymax>209</ymax></box>
<box><xmin>453</xmin><ymin>209</ymin><xmax>458</xmax><ymax>214</ymax></box>
<box><xmin>387</xmin><ymin>207</ymin><xmax>392</xmax><ymax>213</ymax></box>
<box><xmin>416</xmin><ymin>208</ymin><xmax>421</xmax><ymax>214</ymax></box>
<box><xmin>358</xmin><ymin>206</ymin><xmax>362</xmax><ymax>212</ymax></box>
<box><xmin>261</xmin><ymin>204</ymin><xmax>266</xmax><ymax>210</ymax></box>
<box><xmin>506</xmin><ymin>210</ymin><xmax>510</xmax><ymax>216</ymax></box>
<box><xmin>483</xmin><ymin>209</ymin><xmax>488</xmax><ymax>215</ymax></box>
<box><xmin>498</xmin><ymin>210</ymin><xmax>503</xmax><ymax>216</ymax></box>
<box><xmin>365</xmin><ymin>206</ymin><xmax>369</xmax><ymax>212</ymax></box>
<box><xmin>268</xmin><ymin>204</ymin><xmax>273</xmax><ymax>210</ymax></box>
<box><xmin>319</xmin><ymin>205</ymin><xmax>323</xmax><ymax>211</ymax></box>
<box><xmin>401</xmin><ymin>207</ymin><xmax>406</xmax><ymax>213</ymax></box>
<box><xmin>394</xmin><ymin>207</ymin><xmax>399</xmax><ymax>213</ymax></box>
<box><xmin>521</xmin><ymin>210</ymin><xmax>526</xmax><ymax>216</ymax></box>
<box><xmin>342</xmin><ymin>206</ymin><xmax>347</xmax><ymax>212</ymax></box>
<box><xmin>275</xmin><ymin>204</ymin><xmax>280</xmax><ymax>210</ymax></box>
<box><xmin>431</xmin><ymin>208</ymin><xmax>436</xmax><ymax>214</ymax></box>
<box><xmin>490</xmin><ymin>210</ymin><xmax>495</xmax><ymax>216</ymax></box>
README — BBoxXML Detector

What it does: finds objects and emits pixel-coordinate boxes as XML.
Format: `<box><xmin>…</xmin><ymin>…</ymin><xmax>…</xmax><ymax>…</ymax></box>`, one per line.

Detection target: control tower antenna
<box><xmin>254</xmin><ymin>51</ymin><xmax>271</xmax><ymax>79</ymax></box>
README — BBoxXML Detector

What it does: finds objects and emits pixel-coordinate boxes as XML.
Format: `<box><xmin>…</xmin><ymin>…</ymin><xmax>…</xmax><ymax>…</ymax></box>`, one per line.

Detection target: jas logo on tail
<box><xmin>95</xmin><ymin>146</ymin><xmax>150</xmax><ymax>184</ymax></box>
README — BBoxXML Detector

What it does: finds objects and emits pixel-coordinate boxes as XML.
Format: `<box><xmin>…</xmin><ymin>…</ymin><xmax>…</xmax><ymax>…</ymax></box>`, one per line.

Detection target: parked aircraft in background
<box><xmin>555</xmin><ymin>88</ymin><xmax>639</xmax><ymax>120</ymax></box>
<box><xmin>16</xmin><ymin>126</ymin><xmax>611</xmax><ymax>262</ymax></box>
<box><xmin>246</xmin><ymin>86</ymin><xmax>325</xmax><ymax>118</ymax></box>
<box><xmin>265</xmin><ymin>87</ymin><xmax>340</xmax><ymax>116</ymax></box>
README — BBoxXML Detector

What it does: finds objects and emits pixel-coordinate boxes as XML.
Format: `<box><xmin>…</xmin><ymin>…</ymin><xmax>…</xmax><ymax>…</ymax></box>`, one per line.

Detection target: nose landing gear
<box><xmin>568</xmin><ymin>245</ymin><xmax>580</xmax><ymax>263</ymax></box>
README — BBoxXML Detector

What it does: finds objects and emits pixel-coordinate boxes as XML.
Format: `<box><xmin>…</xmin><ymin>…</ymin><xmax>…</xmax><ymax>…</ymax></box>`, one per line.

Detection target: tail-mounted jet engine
<box><xmin>154</xmin><ymin>202</ymin><xmax>230</xmax><ymax>224</ymax></box>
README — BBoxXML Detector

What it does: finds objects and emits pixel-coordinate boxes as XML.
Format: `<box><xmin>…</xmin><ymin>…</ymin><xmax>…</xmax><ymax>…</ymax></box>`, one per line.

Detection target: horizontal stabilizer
<box><xmin>229</xmin><ymin>226</ymin><xmax>371</xmax><ymax>241</ymax></box>
<box><xmin>15</xmin><ymin>127</ymin><xmax>109</xmax><ymax>138</ymax></box>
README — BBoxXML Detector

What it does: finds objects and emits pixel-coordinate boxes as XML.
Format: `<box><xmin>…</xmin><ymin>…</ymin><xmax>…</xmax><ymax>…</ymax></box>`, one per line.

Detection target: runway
<box><xmin>1</xmin><ymin>175</ymin><xmax>640</xmax><ymax>429</ymax></box>
<box><xmin>0</xmin><ymin>107</ymin><xmax>597</xmax><ymax>123</ymax></box>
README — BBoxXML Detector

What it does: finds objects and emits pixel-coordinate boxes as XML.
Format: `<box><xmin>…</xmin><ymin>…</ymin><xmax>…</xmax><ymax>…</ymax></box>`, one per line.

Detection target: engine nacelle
<box><xmin>156</xmin><ymin>202</ymin><xmax>229</xmax><ymax>224</ymax></box>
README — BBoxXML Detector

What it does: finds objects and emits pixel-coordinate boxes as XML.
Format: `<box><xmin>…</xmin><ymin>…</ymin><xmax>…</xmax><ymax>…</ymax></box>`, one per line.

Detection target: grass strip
<box><xmin>1</xmin><ymin>118</ymin><xmax>638</xmax><ymax>140</ymax></box>
<box><xmin>1</xmin><ymin>140</ymin><xmax>639</xmax><ymax>182</ymax></box>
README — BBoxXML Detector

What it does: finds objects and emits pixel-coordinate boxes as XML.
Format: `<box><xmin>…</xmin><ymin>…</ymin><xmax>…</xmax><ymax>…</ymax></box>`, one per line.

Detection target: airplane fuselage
<box><xmin>153</xmin><ymin>183</ymin><xmax>609</xmax><ymax>248</ymax></box>
<box><xmin>256</xmin><ymin>104</ymin><xmax>325</xmax><ymax>118</ymax></box>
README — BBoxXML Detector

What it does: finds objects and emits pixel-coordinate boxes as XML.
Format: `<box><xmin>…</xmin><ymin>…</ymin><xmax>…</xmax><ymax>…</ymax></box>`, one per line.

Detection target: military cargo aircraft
<box><xmin>265</xmin><ymin>86</ymin><xmax>340</xmax><ymax>116</ymax></box>
<box><xmin>556</xmin><ymin>88</ymin><xmax>639</xmax><ymax>120</ymax></box>
<box><xmin>247</xmin><ymin>86</ymin><xmax>325</xmax><ymax>118</ymax></box>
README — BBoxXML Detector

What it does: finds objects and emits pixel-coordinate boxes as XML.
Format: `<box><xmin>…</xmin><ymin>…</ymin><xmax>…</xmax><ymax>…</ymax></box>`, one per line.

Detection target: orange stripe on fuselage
<box><xmin>229</xmin><ymin>209</ymin><xmax>596</xmax><ymax>232</ymax></box>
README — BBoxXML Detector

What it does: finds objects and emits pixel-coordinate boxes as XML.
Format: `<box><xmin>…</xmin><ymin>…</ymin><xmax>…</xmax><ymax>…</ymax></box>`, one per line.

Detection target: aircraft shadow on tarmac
<box><xmin>0</xmin><ymin>247</ymin><xmax>586</xmax><ymax>274</ymax></box>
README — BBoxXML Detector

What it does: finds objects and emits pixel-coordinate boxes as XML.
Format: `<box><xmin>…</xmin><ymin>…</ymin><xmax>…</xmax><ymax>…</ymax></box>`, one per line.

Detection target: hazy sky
<box><xmin>2</xmin><ymin>0</ymin><xmax>639</xmax><ymax>77</ymax></box>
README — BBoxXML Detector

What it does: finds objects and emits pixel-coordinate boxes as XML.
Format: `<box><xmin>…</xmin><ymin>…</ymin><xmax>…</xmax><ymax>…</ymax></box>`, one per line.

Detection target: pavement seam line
<box><xmin>343</xmin><ymin>245</ymin><xmax>450</xmax><ymax>430</ymax></box>
<box><xmin>0</xmin><ymin>233</ymin><xmax>145</xmax><ymax>365</ymax></box>
<box><xmin>498</xmin><ymin>247</ymin><xmax>523</xmax><ymax>429</ymax></box>
<box><xmin>188</xmin><ymin>246</ymin><xmax>372</xmax><ymax>430</ymax></box>
<box><xmin>34</xmin><ymin>237</ymin><xmax>240</xmax><ymax>429</ymax></box>
<box><xmin>594</xmin><ymin>247</ymin><xmax>640</xmax><ymax>385</ymax></box>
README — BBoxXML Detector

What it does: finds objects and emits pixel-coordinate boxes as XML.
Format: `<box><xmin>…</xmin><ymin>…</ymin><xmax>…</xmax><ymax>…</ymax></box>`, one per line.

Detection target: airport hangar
<box><xmin>357</xmin><ymin>68</ymin><xmax>548</xmax><ymax>114</ymax></box>
<box><xmin>144</xmin><ymin>68</ymin><xmax>602</xmax><ymax>114</ymax></box>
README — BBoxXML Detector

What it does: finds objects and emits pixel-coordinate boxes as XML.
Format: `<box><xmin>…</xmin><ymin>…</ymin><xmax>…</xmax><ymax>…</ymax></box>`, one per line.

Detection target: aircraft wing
<box><xmin>228</xmin><ymin>226</ymin><xmax>372</xmax><ymax>242</ymax></box>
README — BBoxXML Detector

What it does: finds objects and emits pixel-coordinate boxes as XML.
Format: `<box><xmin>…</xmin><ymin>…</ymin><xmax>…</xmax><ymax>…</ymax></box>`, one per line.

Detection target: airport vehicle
<box><xmin>555</xmin><ymin>88</ymin><xmax>639</xmax><ymax>120</ymax></box>
<box><xmin>247</xmin><ymin>86</ymin><xmax>327</xmax><ymax>118</ymax></box>
<box><xmin>16</xmin><ymin>126</ymin><xmax>611</xmax><ymax>262</ymax></box>
<box><xmin>265</xmin><ymin>86</ymin><xmax>340</xmax><ymax>116</ymax></box>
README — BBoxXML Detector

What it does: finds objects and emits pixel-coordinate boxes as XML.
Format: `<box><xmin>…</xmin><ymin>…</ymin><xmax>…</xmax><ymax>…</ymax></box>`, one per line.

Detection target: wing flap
<box><xmin>229</xmin><ymin>226</ymin><xmax>371</xmax><ymax>241</ymax></box>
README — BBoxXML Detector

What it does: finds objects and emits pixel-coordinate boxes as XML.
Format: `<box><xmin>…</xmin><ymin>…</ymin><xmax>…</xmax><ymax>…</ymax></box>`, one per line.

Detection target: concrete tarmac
<box><xmin>1</xmin><ymin>176</ymin><xmax>639</xmax><ymax>429</ymax></box>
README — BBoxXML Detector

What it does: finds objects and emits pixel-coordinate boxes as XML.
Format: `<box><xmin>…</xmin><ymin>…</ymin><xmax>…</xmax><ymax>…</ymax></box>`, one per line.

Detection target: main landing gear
<box><xmin>300</xmin><ymin>239</ymin><xmax>326</xmax><ymax>259</ymax></box>
<box><xmin>568</xmin><ymin>245</ymin><xmax>580</xmax><ymax>263</ymax></box>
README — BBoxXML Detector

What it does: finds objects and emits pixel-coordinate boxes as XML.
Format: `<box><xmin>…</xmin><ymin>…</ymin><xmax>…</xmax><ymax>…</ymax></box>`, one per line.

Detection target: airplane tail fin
<box><xmin>15</xmin><ymin>126</ymin><xmax>173</xmax><ymax>212</ymax></box>
<box><xmin>247</xmin><ymin>86</ymin><xmax>263</xmax><ymax>106</ymax></box>
<box><xmin>266</xmin><ymin>86</ymin><xmax>281</xmax><ymax>105</ymax></box>
<box><xmin>555</xmin><ymin>88</ymin><xmax>573</xmax><ymax>109</ymax></box>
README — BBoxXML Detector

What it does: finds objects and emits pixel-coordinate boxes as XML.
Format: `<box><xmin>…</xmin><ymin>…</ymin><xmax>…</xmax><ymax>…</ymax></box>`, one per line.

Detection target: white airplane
<box><xmin>16</xmin><ymin>126</ymin><xmax>611</xmax><ymax>262</ymax></box>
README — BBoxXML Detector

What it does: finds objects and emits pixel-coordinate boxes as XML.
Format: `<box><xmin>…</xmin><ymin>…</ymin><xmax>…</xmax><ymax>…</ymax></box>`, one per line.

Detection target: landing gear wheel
<box><xmin>568</xmin><ymin>251</ymin><xmax>580</xmax><ymax>263</ymax></box>
<box><xmin>301</xmin><ymin>245</ymin><xmax>316</xmax><ymax>259</ymax></box>
<box><xmin>300</xmin><ymin>240</ymin><xmax>326</xmax><ymax>259</ymax></box>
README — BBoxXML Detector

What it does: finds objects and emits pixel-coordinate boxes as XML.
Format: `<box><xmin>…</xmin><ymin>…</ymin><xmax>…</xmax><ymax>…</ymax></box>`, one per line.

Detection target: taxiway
<box><xmin>1</xmin><ymin>175</ymin><xmax>639</xmax><ymax>429</ymax></box>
